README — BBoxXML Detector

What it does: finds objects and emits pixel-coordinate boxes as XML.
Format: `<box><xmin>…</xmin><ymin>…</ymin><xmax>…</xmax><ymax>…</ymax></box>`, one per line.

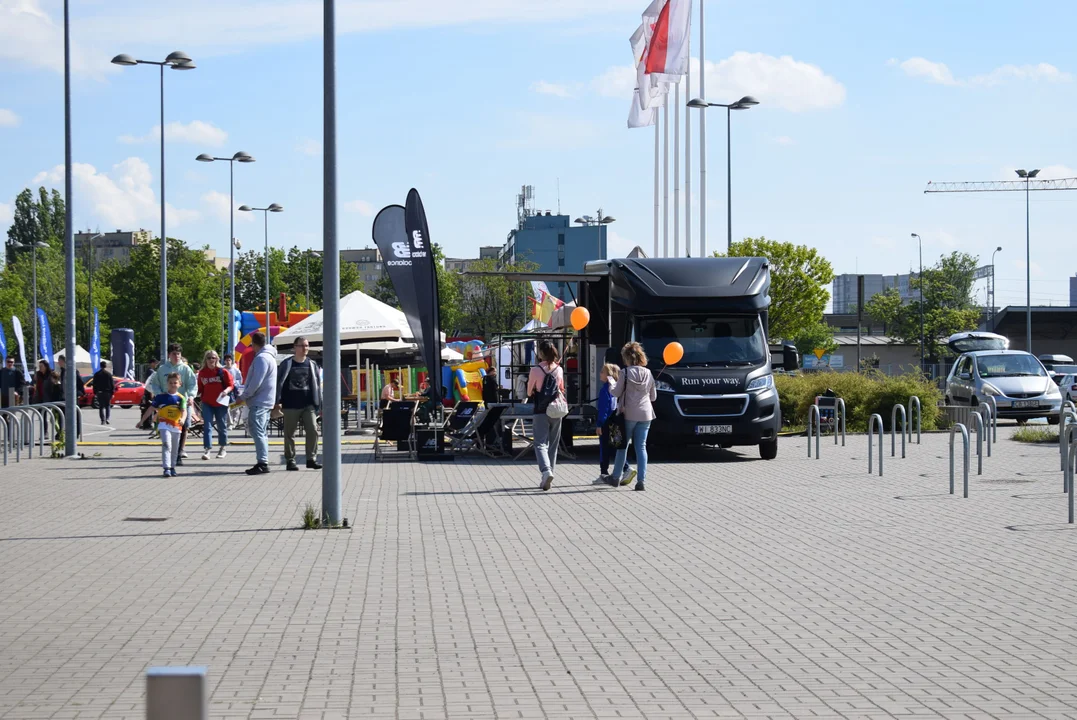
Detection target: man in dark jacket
<box><xmin>275</xmin><ymin>336</ymin><xmax>322</xmax><ymax>471</ymax></box>
<box><xmin>92</xmin><ymin>360</ymin><xmax>115</xmax><ymax>424</ymax></box>
<box><xmin>1</xmin><ymin>356</ymin><xmax>25</xmax><ymax>407</ymax></box>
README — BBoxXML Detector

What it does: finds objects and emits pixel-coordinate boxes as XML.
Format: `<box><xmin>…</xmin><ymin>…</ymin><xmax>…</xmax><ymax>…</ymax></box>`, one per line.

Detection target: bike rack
<box><xmin>0</xmin><ymin>409</ymin><xmax>24</xmax><ymax>462</ymax></box>
<box><xmin>970</xmin><ymin>410</ymin><xmax>985</xmax><ymax>476</ymax></box>
<box><xmin>977</xmin><ymin>402</ymin><xmax>994</xmax><ymax>458</ymax></box>
<box><xmin>0</xmin><ymin>414</ymin><xmax>6</xmax><ymax>465</ymax></box>
<box><xmin>950</xmin><ymin>423</ymin><xmax>970</xmax><ymax>498</ymax></box>
<box><xmin>1062</xmin><ymin>409</ymin><xmax>1077</xmax><ymax>473</ymax></box>
<box><xmin>834</xmin><ymin>398</ymin><xmax>846</xmax><ymax>446</ymax></box>
<box><xmin>3</xmin><ymin>407</ymin><xmax>38</xmax><ymax>461</ymax></box>
<box><xmin>807</xmin><ymin>405</ymin><xmax>821</xmax><ymax>459</ymax></box>
<box><xmin>40</xmin><ymin>401</ymin><xmax>82</xmax><ymax>441</ymax></box>
<box><xmin>891</xmin><ymin>404</ymin><xmax>906</xmax><ymax>458</ymax></box>
<box><xmin>907</xmin><ymin>396</ymin><xmax>922</xmax><ymax>445</ymax></box>
<box><xmin>1065</xmin><ymin>400</ymin><xmax>1077</xmax><ymax>417</ymax></box>
<box><xmin>868</xmin><ymin>413</ymin><xmax>884</xmax><ymax>476</ymax></box>
<box><xmin>1066</xmin><ymin>425</ymin><xmax>1077</xmax><ymax>523</ymax></box>
<box><xmin>983</xmin><ymin>395</ymin><xmax>997</xmax><ymax>443</ymax></box>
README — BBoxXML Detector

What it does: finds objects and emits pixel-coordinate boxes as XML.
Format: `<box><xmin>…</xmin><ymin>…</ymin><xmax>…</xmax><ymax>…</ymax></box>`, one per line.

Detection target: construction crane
<box><xmin>924</xmin><ymin>172</ymin><xmax>1077</xmax><ymax>354</ymax></box>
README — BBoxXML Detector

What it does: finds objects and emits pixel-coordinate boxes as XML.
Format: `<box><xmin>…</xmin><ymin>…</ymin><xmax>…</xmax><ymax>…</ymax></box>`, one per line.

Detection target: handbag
<box><xmin>605</xmin><ymin>411</ymin><xmax>628</xmax><ymax>450</ymax></box>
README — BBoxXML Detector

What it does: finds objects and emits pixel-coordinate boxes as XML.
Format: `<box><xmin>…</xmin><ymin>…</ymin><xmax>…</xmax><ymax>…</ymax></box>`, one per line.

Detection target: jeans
<box><xmin>532</xmin><ymin>413</ymin><xmax>562</xmax><ymax>478</ymax></box>
<box><xmin>249</xmin><ymin>406</ymin><xmax>271</xmax><ymax>465</ymax></box>
<box><xmin>599</xmin><ymin>429</ymin><xmax>630</xmax><ymax>476</ymax></box>
<box><xmin>97</xmin><ymin>395</ymin><xmax>112</xmax><ymax>424</ymax></box>
<box><xmin>612</xmin><ymin>419</ymin><xmax>651</xmax><ymax>486</ymax></box>
<box><xmin>160</xmin><ymin>428</ymin><xmax>180</xmax><ymax>470</ymax></box>
<box><xmin>283</xmin><ymin>406</ymin><xmax>319</xmax><ymax>462</ymax></box>
<box><xmin>201</xmin><ymin>403</ymin><xmax>229</xmax><ymax>450</ymax></box>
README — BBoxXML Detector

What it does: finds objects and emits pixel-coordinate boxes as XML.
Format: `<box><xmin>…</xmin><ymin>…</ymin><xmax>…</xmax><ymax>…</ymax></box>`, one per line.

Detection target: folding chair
<box><xmin>472</xmin><ymin>404</ymin><xmax>509</xmax><ymax>458</ymax></box>
<box><xmin>445</xmin><ymin>401</ymin><xmax>481</xmax><ymax>434</ymax></box>
<box><xmin>447</xmin><ymin>405</ymin><xmax>488</xmax><ymax>454</ymax></box>
<box><xmin>375</xmin><ymin>400</ymin><xmax>417</xmax><ymax>460</ymax></box>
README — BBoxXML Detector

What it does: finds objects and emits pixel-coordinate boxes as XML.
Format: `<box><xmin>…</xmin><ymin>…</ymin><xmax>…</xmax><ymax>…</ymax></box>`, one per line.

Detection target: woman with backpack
<box><xmin>607</xmin><ymin>341</ymin><xmax>657</xmax><ymax>491</ymax></box>
<box><xmin>527</xmin><ymin>339</ymin><xmax>568</xmax><ymax>491</ymax></box>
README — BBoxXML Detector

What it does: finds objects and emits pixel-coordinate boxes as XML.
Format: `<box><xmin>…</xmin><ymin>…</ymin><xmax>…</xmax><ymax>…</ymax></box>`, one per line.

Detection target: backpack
<box><xmin>532</xmin><ymin>365</ymin><xmax>568</xmax><ymax>419</ymax></box>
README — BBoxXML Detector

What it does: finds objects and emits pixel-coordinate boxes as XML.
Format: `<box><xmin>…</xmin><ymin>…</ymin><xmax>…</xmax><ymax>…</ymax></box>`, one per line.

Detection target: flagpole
<box><xmin>663</xmin><ymin>101</ymin><xmax>669</xmax><ymax>258</ymax></box>
<box><xmin>699</xmin><ymin>0</ymin><xmax>707</xmax><ymax>258</ymax></box>
<box><xmin>685</xmin><ymin>29</ymin><xmax>692</xmax><ymax>258</ymax></box>
<box><xmin>673</xmin><ymin>82</ymin><xmax>680</xmax><ymax>258</ymax></box>
<box><xmin>653</xmin><ymin>110</ymin><xmax>659</xmax><ymax>258</ymax></box>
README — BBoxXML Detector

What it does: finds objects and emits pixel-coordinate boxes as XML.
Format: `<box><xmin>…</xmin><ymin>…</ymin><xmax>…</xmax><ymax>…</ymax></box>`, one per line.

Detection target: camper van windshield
<box><xmin>637</xmin><ymin>315</ymin><xmax>767</xmax><ymax>368</ymax></box>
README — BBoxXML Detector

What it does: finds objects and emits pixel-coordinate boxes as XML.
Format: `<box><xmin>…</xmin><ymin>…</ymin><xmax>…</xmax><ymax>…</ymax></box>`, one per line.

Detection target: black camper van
<box><xmin>492</xmin><ymin>257</ymin><xmax>784</xmax><ymax>459</ymax></box>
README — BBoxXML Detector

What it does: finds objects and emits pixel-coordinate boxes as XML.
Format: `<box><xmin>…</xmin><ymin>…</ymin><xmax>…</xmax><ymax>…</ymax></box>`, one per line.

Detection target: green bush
<box><xmin>775</xmin><ymin>370</ymin><xmax>942</xmax><ymax>432</ymax></box>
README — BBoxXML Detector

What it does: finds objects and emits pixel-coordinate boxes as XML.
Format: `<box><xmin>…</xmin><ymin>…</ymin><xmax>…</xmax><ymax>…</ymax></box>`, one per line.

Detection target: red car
<box><xmin>79</xmin><ymin>377</ymin><xmax>146</xmax><ymax>409</ymax></box>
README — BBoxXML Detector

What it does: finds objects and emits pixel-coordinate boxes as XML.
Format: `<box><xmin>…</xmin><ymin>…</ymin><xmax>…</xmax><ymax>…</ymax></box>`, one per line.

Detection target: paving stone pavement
<box><xmin>1</xmin><ymin>420</ymin><xmax>1076</xmax><ymax>719</ymax></box>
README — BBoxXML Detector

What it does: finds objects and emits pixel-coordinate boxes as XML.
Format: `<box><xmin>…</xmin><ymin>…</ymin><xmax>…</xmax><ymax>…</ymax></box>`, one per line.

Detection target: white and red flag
<box><xmin>631</xmin><ymin>21</ymin><xmax>668</xmax><ymax>111</ymax></box>
<box><xmin>642</xmin><ymin>0</ymin><xmax>692</xmax><ymax>79</ymax></box>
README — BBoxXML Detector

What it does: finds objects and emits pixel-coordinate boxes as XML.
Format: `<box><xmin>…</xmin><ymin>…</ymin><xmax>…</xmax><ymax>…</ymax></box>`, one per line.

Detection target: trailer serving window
<box><xmin>636</xmin><ymin>315</ymin><xmax>767</xmax><ymax>368</ymax></box>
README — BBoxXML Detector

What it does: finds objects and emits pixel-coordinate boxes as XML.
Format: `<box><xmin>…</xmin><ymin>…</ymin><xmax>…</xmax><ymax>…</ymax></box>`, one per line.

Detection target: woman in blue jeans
<box><xmin>196</xmin><ymin>350</ymin><xmax>234</xmax><ymax>460</ymax></box>
<box><xmin>608</xmin><ymin>341</ymin><xmax>657</xmax><ymax>491</ymax></box>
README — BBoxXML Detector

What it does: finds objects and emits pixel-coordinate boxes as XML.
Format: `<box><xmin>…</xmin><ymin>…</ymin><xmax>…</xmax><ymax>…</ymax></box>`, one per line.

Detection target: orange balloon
<box><xmin>570</xmin><ymin>306</ymin><xmax>590</xmax><ymax>331</ymax></box>
<box><xmin>663</xmin><ymin>342</ymin><xmax>684</xmax><ymax>365</ymax></box>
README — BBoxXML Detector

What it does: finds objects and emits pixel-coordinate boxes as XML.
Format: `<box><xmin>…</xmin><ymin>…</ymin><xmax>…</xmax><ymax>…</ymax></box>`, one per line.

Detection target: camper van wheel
<box><xmin>760</xmin><ymin>439</ymin><xmax>778</xmax><ymax>460</ymax></box>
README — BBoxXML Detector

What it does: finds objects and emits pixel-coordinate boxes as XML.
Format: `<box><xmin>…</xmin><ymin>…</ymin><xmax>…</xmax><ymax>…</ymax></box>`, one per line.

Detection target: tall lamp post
<box><xmin>687</xmin><ymin>96</ymin><xmax>759</xmax><ymax>254</ymax></box>
<box><xmin>1016</xmin><ymin>168</ymin><xmax>1039</xmax><ymax>353</ymax></box>
<box><xmin>111</xmin><ymin>51</ymin><xmax>196</xmax><ymax>361</ymax></box>
<box><xmin>305</xmin><ymin>249</ymin><xmax>322</xmax><ymax>311</ymax></box>
<box><xmin>991</xmin><ymin>246</ymin><xmax>1002</xmax><ymax>329</ymax></box>
<box><xmin>911</xmin><ymin>233</ymin><xmax>924</xmax><ymax>372</ymax></box>
<box><xmin>574</xmin><ymin>213</ymin><xmax>615</xmax><ymax>297</ymax></box>
<box><xmin>239</xmin><ymin>204</ymin><xmax>284</xmax><ymax>343</ymax></box>
<box><xmin>197</xmin><ymin>152</ymin><xmax>256</xmax><ymax>352</ymax></box>
<box><xmin>10</xmin><ymin>240</ymin><xmax>50</xmax><ymax>365</ymax></box>
<box><xmin>85</xmin><ymin>232</ymin><xmax>103</xmax><ymax>341</ymax></box>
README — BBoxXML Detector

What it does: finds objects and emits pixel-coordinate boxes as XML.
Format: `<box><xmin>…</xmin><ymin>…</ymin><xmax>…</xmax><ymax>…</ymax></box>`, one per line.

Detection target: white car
<box><xmin>1057</xmin><ymin>374</ymin><xmax>1077</xmax><ymax>405</ymax></box>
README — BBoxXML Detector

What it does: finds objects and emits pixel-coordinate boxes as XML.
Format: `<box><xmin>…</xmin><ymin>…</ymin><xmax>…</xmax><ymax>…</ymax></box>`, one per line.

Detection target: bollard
<box><xmin>0</xmin><ymin>416</ymin><xmax>6</xmax><ymax>465</ymax></box>
<box><xmin>891</xmin><ymin>404</ymin><xmax>906</xmax><ymax>458</ymax></box>
<box><xmin>834</xmin><ymin>398</ymin><xmax>846</xmax><ymax>446</ymax></box>
<box><xmin>1066</xmin><ymin>425</ymin><xmax>1077</xmax><ymax>523</ymax></box>
<box><xmin>146</xmin><ymin>666</ymin><xmax>207</xmax><ymax>720</ymax></box>
<box><xmin>907</xmin><ymin>396</ymin><xmax>922</xmax><ymax>445</ymax></box>
<box><xmin>808</xmin><ymin>405</ymin><xmax>821</xmax><ymax>459</ymax></box>
<box><xmin>970</xmin><ymin>410</ymin><xmax>984</xmax><ymax>476</ymax></box>
<box><xmin>868</xmin><ymin>413</ymin><xmax>884</xmax><ymax>476</ymax></box>
<box><xmin>1061</xmin><ymin>409</ymin><xmax>1077</xmax><ymax>473</ymax></box>
<box><xmin>950</xmin><ymin>423</ymin><xmax>970</xmax><ymax>498</ymax></box>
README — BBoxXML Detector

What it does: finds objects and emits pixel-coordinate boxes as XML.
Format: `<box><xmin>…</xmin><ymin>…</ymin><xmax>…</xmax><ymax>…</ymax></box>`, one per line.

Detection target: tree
<box><xmin>792</xmin><ymin>322</ymin><xmax>837</xmax><ymax>358</ymax></box>
<box><xmin>865</xmin><ymin>251</ymin><xmax>981</xmax><ymax>362</ymax></box>
<box><xmin>432</xmin><ymin>244</ymin><xmax>462</xmax><ymax>335</ymax></box>
<box><xmin>715</xmin><ymin>237</ymin><xmax>834</xmax><ymax>341</ymax></box>
<box><xmin>4</xmin><ymin>187</ymin><xmax>65</xmax><ymax>267</ymax></box>
<box><xmin>457</xmin><ymin>258</ymin><xmax>538</xmax><ymax>340</ymax></box>
<box><xmin>234</xmin><ymin>246</ymin><xmax>363</xmax><ymax>314</ymax></box>
<box><xmin>372</xmin><ymin>273</ymin><xmax>399</xmax><ymax>309</ymax></box>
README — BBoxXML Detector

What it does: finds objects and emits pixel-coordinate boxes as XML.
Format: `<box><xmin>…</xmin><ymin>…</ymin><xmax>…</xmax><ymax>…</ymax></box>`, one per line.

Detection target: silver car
<box><xmin>944</xmin><ymin>332</ymin><xmax>1062</xmax><ymax>424</ymax></box>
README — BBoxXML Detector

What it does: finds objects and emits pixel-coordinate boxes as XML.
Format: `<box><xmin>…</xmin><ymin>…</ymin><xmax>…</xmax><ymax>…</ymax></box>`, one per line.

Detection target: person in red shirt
<box><xmin>197</xmin><ymin>349</ymin><xmax>234</xmax><ymax>461</ymax></box>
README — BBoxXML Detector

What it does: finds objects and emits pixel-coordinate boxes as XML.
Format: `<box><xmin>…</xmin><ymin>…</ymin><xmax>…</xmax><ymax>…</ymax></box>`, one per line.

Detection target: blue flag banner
<box><xmin>90</xmin><ymin>308</ymin><xmax>101</xmax><ymax>373</ymax></box>
<box><xmin>0</xmin><ymin>321</ymin><xmax>7</xmax><ymax>362</ymax></box>
<box><xmin>37</xmin><ymin>308</ymin><xmax>53</xmax><ymax>366</ymax></box>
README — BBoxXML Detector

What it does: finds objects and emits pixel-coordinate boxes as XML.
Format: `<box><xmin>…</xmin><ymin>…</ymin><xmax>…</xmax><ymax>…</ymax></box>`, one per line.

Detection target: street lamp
<box><xmin>239</xmin><ymin>204</ymin><xmax>284</xmax><ymax>343</ymax></box>
<box><xmin>1015</xmin><ymin>168</ymin><xmax>1039</xmax><ymax>352</ymax></box>
<box><xmin>197</xmin><ymin>152</ymin><xmax>256</xmax><ymax>353</ymax></box>
<box><xmin>687</xmin><ymin>95</ymin><xmax>759</xmax><ymax>254</ymax></box>
<box><xmin>911</xmin><ymin>233</ymin><xmax>924</xmax><ymax>373</ymax></box>
<box><xmin>305</xmin><ymin>249</ymin><xmax>322</xmax><ymax>311</ymax></box>
<box><xmin>991</xmin><ymin>246</ymin><xmax>1002</xmax><ymax>329</ymax></box>
<box><xmin>574</xmin><ymin>212</ymin><xmax>615</xmax><ymax>297</ymax></box>
<box><xmin>111</xmin><ymin>50</ymin><xmax>196</xmax><ymax>361</ymax></box>
<box><xmin>10</xmin><ymin>239</ymin><xmax>50</xmax><ymax>365</ymax></box>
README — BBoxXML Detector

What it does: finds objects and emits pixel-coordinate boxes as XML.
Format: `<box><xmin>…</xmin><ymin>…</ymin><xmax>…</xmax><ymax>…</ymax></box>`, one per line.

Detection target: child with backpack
<box><xmin>527</xmin><ymin>339</ymin><xmax>568</xmax><ymax>491</ymax></box>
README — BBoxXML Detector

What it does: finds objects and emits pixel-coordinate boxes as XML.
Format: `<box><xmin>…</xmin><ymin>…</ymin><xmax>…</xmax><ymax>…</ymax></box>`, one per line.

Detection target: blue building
<box><xmin>500</xmin><ymin>212</ymin><xmax>607</xmax><ymax>302</ymax></box>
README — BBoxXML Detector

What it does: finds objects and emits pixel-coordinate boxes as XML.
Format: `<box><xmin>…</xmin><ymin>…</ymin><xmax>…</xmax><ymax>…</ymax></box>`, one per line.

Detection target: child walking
<box><xmin>152</xmin><ymin>372</ymin><xmax>187</xmax><ymax>477</ymax></box>
<box><xmin>595</xmin><ymin>363</ymin><xmax>629</xmax><ymax>484</ymax></box>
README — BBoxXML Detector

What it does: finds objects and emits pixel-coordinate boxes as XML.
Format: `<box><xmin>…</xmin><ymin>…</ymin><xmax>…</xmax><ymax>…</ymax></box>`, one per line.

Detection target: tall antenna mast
<box><xmin>556</xmin><ymin>178</ymin><xmax>561</xmax><ymax>215</ymax></box>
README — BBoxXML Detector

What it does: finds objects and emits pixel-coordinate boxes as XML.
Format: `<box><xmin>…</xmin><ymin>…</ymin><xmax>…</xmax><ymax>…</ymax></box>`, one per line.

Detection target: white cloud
<box><xmin>891</xmin><ymin>57</ymin><xmax>1072</xmax><ymax>87</ymax></box>
<box><xmin>530</xmin><ymin>80</ymin><xmax>572</xmax><ymax>98</ymax></box>
<box><xmin>0</xmin><ymin>0</ymin><xmax>111</xmax><ymax>78</ymax></box>
<box><xmin>119</xmin><ymin>121</ymin><xmax>228</xmax><ymax>147</ymax></box>
<box><xmin>32</xmin><ymin>157</ymin><xmax>199</xmax><ymax>229</ymax></box>
<box><xmin>296</xmin><ymin>138</ymin><xmax>322</xmax><ymax>156</ymax></box>
<box><xmin>772</xmin><ymin>135</ymin><xmax>794</xmax><ymax>146</ymax></box>
<box><xmin>594</xmin><ymin>53</ymin><xmax>845</xmax><ymax>112</ymax></box>
<box><xmin>344</xmin><ymin>200</ymin><xmax>374</xmax><ymax>217</ymax></box>
<box><xmin>496</xmin><ymin>112</ymin><xmax>600</xmax><ymax>149</ymax></box>
<box><xmin>0</xmin><ymin>108</ymin><xmax>19</xmax><ymax>127</ymax></box>
<box><xmin>202</xmin><ymin>190</ymin><xmax>254</xmax><ymax>223</ymax></box>
<box><xmin>888</xmin><ymin>57</ymin><xmax>957</xmax><ymax>86</ymax></box>
<box><xmin>870</xmin><ymin>236</ymin><xmax>896</xmax><ymax>250</ymax></box>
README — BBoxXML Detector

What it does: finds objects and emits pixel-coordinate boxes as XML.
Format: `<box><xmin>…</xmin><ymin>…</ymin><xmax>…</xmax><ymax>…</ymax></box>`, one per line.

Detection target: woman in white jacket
<box><xmin>607</xmin><ymin>341</ymin><xmax>657</xmax><ymax>491</ymax></box>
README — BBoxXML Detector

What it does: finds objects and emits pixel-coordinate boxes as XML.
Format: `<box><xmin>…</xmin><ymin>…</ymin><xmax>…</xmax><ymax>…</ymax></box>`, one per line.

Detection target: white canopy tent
<box><xmin>273</xmin><ymin>290</ymin><xmax>411</xmax><ymax>348</ymax></box>
<box><xmin>53</xmin><ymin>344</ymin><xmax>93</xmax><ymax>372</ymax></box>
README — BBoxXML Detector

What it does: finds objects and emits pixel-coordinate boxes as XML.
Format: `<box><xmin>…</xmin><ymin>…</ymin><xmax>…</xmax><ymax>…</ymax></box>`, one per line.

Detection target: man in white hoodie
<box><xmin>236</xmin><ymin>332</ymin><xmax>278</xmax><ymax>475</ymax></box>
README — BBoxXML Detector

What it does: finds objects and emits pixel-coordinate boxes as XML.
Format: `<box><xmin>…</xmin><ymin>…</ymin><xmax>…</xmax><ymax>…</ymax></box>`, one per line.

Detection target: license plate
<box><xmin>696</xmin><ymin>424</ymin><xmax>732</xmax><ymax>435</ymax></box>
<box><xmin>1012</xmin><ymin>400</ymin><xmax>1040</xmax><ymax>409</ymax></box>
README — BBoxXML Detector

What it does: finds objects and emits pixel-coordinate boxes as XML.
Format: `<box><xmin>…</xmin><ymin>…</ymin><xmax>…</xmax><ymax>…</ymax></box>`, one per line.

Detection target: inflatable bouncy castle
<box><xmin>233</xmin><ymin>294</ymin><xmax>314</xmax><ymax>377</ymax></box>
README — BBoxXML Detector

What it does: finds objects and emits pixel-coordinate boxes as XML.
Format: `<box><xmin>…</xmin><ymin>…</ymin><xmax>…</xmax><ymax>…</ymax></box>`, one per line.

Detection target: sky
<box><xmin>2</xmin><ymin>0</ymin><xmax>1077</xmax><ymax>309</ymax></box>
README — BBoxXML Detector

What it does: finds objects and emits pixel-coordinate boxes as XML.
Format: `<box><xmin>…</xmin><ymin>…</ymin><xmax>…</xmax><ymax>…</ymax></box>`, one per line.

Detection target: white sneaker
<box><xmin>593</xmin><ymin>474</ymin><xmax>611</xmax><ymax>485</ymax></box>
<box><xmin>216</xmin><ymin>448</ymin><xmax>227</xmax><ymax>459</ymax></box>
<box><xmin>541</xmin><ymin>472</ymin><xmax>554</xmax><ymax>491</ymax></box>
<box><xmin>200</xmin><ymin>450</ymin><xmax>211</xmax><ymax>461</ymax></box>
<box><xmin>180</xmin><ymin>451</ymin><xmax>189</xmax><ymax>459</ymax></box>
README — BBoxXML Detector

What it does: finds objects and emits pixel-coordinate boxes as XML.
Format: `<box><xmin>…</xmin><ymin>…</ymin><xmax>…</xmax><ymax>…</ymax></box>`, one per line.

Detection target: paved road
<box><xmin>1</xmin><ymin>420</ymin><xmax>1075</xmax><ymax>719</ymax></box>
